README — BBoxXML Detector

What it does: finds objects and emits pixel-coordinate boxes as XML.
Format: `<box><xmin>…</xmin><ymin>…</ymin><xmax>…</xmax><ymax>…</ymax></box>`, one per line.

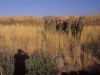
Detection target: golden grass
<box><xmin>0</xmin><ymin>14</ymin><xmax>100</xmax><ymax>26</ymax></box>
<box><xmin>0</xmin><ymin>24</ymin><xmax>100</xmax><ymax>72</ymax></box>
<box><xmin>0</xmin><ymin>66</ymin><xmax>3</xmax><ymax>75</ymax></box>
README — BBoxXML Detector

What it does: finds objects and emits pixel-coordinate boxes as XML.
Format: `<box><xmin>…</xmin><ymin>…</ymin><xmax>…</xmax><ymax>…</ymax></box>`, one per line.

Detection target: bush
<box><xmin>26</xmin><ymin>50</ymin><xmax>56</xmax><ymax>75</ymax></box>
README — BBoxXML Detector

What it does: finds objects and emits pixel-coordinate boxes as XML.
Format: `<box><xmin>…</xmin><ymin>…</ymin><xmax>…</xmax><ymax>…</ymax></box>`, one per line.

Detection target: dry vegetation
<box><xmin>0</xmin><ymin>14</ymin><xmax>100</xmax><ymax>75</ymax></box>
<box><xmin>0</xmin><ymin>14</ymin><xmax>100</xmax><ymax>26</ymax></box>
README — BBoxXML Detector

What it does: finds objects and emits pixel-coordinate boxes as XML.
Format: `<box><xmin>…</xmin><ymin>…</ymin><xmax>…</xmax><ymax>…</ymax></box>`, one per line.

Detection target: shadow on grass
<box><xmin>13</xmin><ymin>49</ymin><xmax>29</xmax><ymax>75</ymax></box>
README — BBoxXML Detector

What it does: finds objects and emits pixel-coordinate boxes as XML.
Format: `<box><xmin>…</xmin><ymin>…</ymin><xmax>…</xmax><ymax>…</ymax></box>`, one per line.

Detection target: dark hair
<box><xmin>79</xmin><ymin>18</ymin><xmax>82</xmax><ymax>20</ymax></box>
<box><xmin>18</xmin><ymin>49</ymin><xmax>22</xmax><ymax>53</ymax></box>
<box><xmin>59</xmin><ymin>20</ymin><xmax>61</xmax><ymax>21</ymax></box>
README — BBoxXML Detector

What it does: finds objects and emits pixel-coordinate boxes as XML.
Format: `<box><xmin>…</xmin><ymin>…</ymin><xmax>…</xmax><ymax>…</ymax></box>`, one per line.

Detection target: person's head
<box><xmin>49</xmin><ymin>23</ymin><xmax>52</xmax><ymax>25</ymax></box>
<box><xmin>79</xmin><ymin>18</ymin><xmax>82</xmax><ymax>21</ymax></box>
<box><xmin>59</xmin><ymin>20</ymin><xmax>61</xmax><ymax>21</ymax></box>
<box><xmin>68</xmin><ymin>19</ymin><xmax>71</xmax><ymax>22</ymax></box>
<box><xmin>18</xmin><ymin>49</ymin><xmax>22</xmax><ymax>54</ymax></box>
<box><xmin>75</xmin><ymin>20</ymin><xmax>77</xmax><ymax>22</ymax></box>
<box><xmin>51</xmin><ymin>20</ymin><xmax>53</xmax><ymax>22</ymax></box>
<box><xmin>51</xmin><ymin>20</ymin><xmax>54</xmax><ymax>24</ymax></box>
<box><xmin>59</xmin><ymin>20</ymin><xmax>62</xmax><ymax>23</ymax></box>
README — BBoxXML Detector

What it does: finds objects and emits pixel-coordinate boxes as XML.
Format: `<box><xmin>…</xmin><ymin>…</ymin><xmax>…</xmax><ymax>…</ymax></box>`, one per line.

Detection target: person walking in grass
<box><xmin>76</xmin><ymin>18</ymin><xmax>84</xmax><ymax>39</ymax></box>
<box><xmin>56</xmin><ymin>20</ymin><xmax>59</xmax><ymax>31</ymax></box>
<box><xmin>71</xmin><ymin>21</ymin><xmax>76</xmax><ymax>37</ymax></box>
<box><xmin>56</xmin><ymin>20</ymin><xmax>63</xmax><ymax>32</ymax></box>
<box><xmin>43</xmin><ymin>19</ymin><xmax>49</xmax><ymax>31</ymax></box>
<box><xmin>62</xmin><ymin>20</ymin><xmax>68</xmax><ymax>32</ymax></box>
<box><xmin>66</xmin><ymin>19</ymin><xmax>71</xmax><ymax>36</ymax></box>
<box><xmin>50</xmin><ymin>20</ymin><xmax>56</xmax><ymax>33</ymax></box>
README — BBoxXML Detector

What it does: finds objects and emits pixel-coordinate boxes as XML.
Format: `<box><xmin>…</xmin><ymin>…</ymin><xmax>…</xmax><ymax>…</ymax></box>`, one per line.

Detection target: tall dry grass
<box><xmin>0</xmin><ymin>14</ymin><xmax>100</xmax><ymax>26</ymax></box>
<box><xmin>0</xmin><ymin>24</ymin><xmax>100</xmax><ymax>74</ymax></box>
<box><xmin>0</xmin><ymin>14</ymin><xmax>100</xmax><ymax>74</ymax></box>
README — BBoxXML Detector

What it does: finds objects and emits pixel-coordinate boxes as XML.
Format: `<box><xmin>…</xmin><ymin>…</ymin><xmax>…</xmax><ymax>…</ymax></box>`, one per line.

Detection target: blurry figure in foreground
<box><xmin>13</xmin><ymin>49</ymin><xmax>29</xmax><ymax>75</ymax></box>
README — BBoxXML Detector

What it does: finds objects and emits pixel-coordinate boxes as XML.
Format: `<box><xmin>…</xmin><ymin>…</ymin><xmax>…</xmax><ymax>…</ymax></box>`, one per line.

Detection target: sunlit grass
<box><xmin>0</xmin><ymin>25</ymin><xmax>99</xmax><ymax>72</ymax></box>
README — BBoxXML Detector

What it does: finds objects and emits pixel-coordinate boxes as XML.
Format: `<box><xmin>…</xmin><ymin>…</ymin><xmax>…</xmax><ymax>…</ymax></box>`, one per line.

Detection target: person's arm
<box><xmin>22</xmin><ymin>51</ymin><xmax>29</xmax><ymax>59</ymax></box>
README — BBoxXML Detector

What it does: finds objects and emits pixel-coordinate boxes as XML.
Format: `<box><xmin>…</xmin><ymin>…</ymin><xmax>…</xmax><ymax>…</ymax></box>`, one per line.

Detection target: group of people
<box><xmin>44</xmin><ymin>18</ymin><xmax>84</xmax><ymax>39</ymax></box>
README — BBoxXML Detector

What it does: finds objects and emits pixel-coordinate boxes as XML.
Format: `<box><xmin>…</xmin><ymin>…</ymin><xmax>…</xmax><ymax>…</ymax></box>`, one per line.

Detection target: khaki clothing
<box><xmin>56</xmin><ymin>23</ymin><xmax>63</xmax><ymax>32</ymax></box>
<box><xmin>71</xmin><ymin>23</ymin><xmax>76</xmax><ymax>37</ymax></box>
<box><xmin>76</xmin><ymin>21</ymin><xmax>84</xmax><ymax>39</ymax></box>
<box><xmin>66</xmin><ymin>22</ymin><xmax>71</xmax><ymax>35</ymax></box>
<box><xmin>77</xmin><ymin>21</ymin><xmax>84</xmax><ymax>31</ymax></box>
<box><xmin>44</xmin><ymin>22</ymin><xmax>49</xmax><ymax>31</ymax></box>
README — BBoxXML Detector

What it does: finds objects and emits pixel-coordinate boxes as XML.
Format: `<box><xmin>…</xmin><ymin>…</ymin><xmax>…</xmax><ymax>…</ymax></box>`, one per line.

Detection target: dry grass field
<box><xmin>0</xmin><ymin>14</ymin><xmax>100</xmax><ymax>75</ymax></box>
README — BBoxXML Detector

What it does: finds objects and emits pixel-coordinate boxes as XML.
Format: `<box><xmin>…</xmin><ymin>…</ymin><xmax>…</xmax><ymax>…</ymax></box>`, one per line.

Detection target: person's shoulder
<box><xmin>14</xmin><ymin>53</ymin><xmax>18</xmax><ymax>57</ymax></box>
<box><xmin>14</xmin><ymin>53</ymin><xmax>18</xmax><ymax>56</ymax></box>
